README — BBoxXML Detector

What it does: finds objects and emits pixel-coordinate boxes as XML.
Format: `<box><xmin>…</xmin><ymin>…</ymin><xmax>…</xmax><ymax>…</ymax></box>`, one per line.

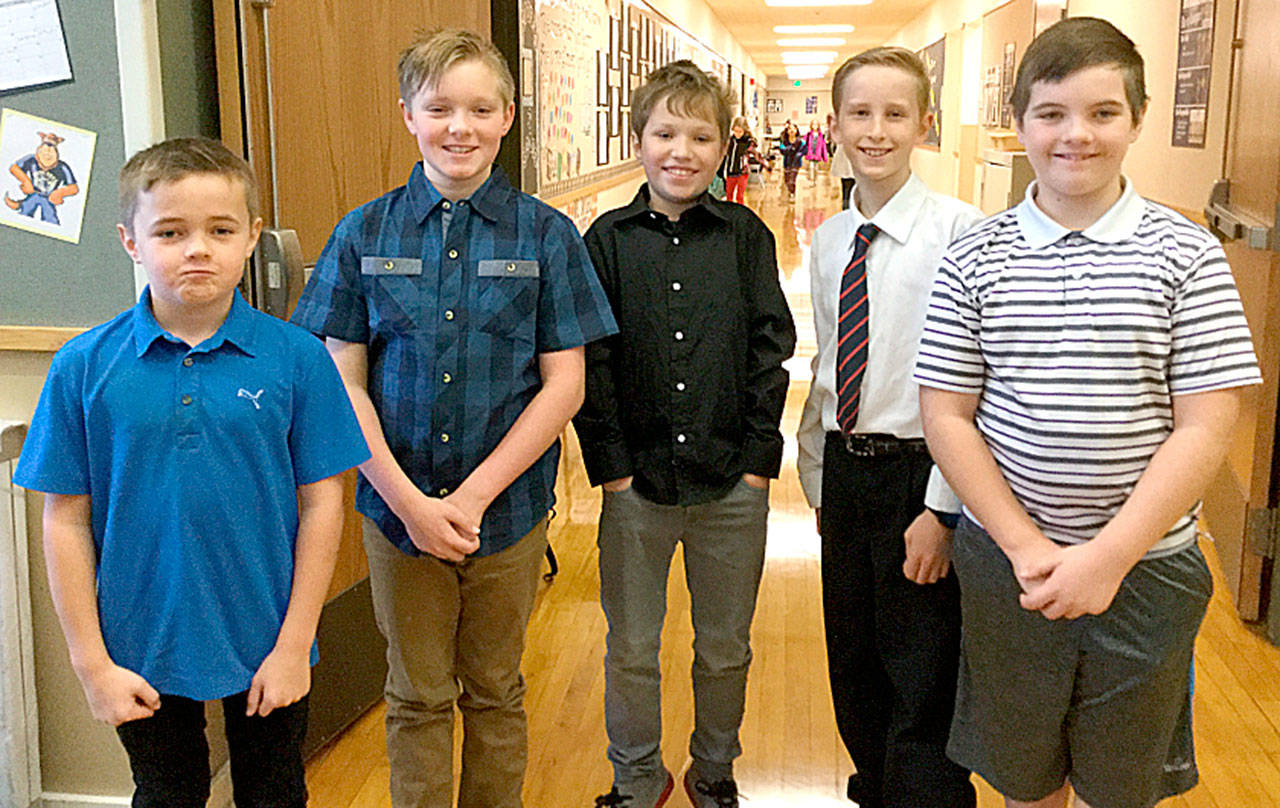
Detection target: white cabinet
<box><xmin>979</xmin><ymin>149</ymin><xmax>1035</xmax><ymax>215</ymax></box>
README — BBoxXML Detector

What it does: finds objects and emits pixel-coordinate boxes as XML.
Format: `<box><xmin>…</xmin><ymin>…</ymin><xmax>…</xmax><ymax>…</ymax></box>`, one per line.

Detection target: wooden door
<box><xmin>212</xmin><ymin>0</ymin><xmax>492</xmax><ymax>753</ymax></box>
<box><xmin>1199</xmin><ymin>0</ymin><xmax>1280</xmax><ymax>625</ymax></box>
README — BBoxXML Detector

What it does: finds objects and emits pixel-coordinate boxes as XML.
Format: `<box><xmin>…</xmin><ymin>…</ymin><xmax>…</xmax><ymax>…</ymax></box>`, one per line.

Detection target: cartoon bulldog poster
<box><xmin>0</xmin><ymin>108</ymin><xmax>96</xmax><ymax>243</ymax></box>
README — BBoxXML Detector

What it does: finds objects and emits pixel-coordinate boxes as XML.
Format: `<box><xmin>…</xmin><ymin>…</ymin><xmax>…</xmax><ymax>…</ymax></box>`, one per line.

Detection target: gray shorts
<box><xmin>947</xmin><ymin>518</ymin><xmax>1211</xmax><ymax>808</ymax></box>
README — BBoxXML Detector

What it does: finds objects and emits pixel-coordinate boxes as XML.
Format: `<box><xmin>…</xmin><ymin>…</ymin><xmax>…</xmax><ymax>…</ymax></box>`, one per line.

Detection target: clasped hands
<box><xmin>1009</xmin><ymin>539</ymin><xmax>1128</xmax><ymax>620</ymax></box>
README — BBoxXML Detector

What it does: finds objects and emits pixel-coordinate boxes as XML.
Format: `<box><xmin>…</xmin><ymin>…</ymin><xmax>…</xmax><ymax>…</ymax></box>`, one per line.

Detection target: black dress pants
<box><xmin>820</xmin><ymin>434</ymin><xmax>975</xmax><ymax>808</ymax></box>
<box><xmin>115</xmin><ymin>691</ymin><xmax>308</xmax><ymax>808</ymax></box>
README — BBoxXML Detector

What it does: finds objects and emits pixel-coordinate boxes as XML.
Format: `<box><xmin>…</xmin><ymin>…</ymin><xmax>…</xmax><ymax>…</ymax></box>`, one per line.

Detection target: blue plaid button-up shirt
<box><xmin>292</xmin><ymin>165</ymin><xmax>617</xmax><ymax>557</ymax></box>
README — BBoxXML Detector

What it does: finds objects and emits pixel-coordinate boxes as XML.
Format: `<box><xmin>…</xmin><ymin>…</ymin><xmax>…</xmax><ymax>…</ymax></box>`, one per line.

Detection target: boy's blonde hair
<box><xmin>831</xmin><ymin>47</ymin><xmax>930</xmax><ymax>118</ymax></box>
<box><xmin>1011</xmin><ymin>17</ymin><xmax>1147</xmax><ymax>125</ymax></box>
<box><xmin>118</xmin><ymin>137</ymin><xmax>258</xmax><ymax>234</ymax></box>
<box><xmin>631</xmin><ymin>60</ymin><xmax>735</xmax><ymax>143</ymax></box>
<box><xmin>398</xmin><ymin>28</ymin><xmax>515</xmax><ymax>107</ymax></box>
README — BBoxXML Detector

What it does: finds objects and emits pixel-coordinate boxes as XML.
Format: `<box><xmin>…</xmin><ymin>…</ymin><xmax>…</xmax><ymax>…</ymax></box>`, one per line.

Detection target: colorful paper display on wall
<box><xmin>534</xmin><ymin>0</ymin><xmax>753</xmax><ymax>196</ymax></box>
<box><xmin>0</xmin><ymin>108</ymin><xmax>95</xmax><ymax>243</ymax></box>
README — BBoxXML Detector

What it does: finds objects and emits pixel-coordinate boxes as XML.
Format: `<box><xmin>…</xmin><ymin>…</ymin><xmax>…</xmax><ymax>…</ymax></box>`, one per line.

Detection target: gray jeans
<box><xmin>597</xmin><ymin>478</ymin><xmax>770</xmax><ymax>786</ymax></box>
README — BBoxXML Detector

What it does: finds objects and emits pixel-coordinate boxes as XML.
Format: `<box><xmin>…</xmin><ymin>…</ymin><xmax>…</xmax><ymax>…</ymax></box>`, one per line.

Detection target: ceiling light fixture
<box><xmin>781</xmin><ymin>51</ymin><xmax>839</xmax><ymax>64</ymax></box>
<box><xmin>776</xmin><ymin>37</ymin><xmax>847</xmax><ymax>47</ymax></box>
<box><xmin>785</xmin><ymin>65</ymin><xmax>829</xmax><ymax>80</ymax></box>
<box><xmin>773</xmin><ymin>24</ymin><xmax>855</xmax><ymax>33</ymax></box>
<box><xmin>765</xmin><ymin>0</ymin><xmax>870</xmax><ymax>7</ymax></box>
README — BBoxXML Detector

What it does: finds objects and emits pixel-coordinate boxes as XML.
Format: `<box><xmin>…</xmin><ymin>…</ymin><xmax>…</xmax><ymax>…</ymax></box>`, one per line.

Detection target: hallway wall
<box><xmin>890</xmin><ymin>0</ymin><xmax>1235</xmax><ymax>213</ymax></box>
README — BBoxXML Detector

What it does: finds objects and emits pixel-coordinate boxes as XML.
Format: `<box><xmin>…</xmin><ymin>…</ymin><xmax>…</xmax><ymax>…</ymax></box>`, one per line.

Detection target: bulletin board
<box><xmin>0</xmin><ymin>0</ymin><xmax>133</xmax><ymax>332</ymax></box>
<box><xmin>527</xmin><ymin>0</ymin><xmax>755</xmax><ymax>199</ymax></box>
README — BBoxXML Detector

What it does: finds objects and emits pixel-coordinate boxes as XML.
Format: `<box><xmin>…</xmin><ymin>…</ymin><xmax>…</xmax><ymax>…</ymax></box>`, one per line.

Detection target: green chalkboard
<box><xmin>1</xmin><ymin>1</ymin><xmax>135</xmax><ymax>328</ymax></box>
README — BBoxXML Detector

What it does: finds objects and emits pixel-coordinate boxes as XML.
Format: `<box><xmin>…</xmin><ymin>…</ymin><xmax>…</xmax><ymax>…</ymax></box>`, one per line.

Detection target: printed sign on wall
<box><xmin>1172</xmin><ymin>0</ymin><xmax>1214</xmax><ymax>148</ymax></box>
<box><xmin>0</xmin><ymin>108</ymin><xmax>95</xmax><ymax>243</ymax></box>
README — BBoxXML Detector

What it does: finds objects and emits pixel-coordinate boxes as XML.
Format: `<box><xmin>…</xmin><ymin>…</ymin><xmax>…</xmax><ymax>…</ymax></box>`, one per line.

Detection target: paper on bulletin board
<box><xmin>0</xmin><ymin>108</ymin><xmax>96</xmax><ymax>244</ymax></box>
<box><xmin>0</xmin><ymin>0</ymin><xmax>73</xmax><ymax>94</ymax></box>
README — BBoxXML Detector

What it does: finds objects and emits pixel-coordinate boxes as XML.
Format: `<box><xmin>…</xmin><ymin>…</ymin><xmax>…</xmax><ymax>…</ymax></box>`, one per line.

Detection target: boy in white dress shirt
<box><xmin>796</xmin><ymin>47</ymin><xmax>981</xmax><ymax>808</ymax></box>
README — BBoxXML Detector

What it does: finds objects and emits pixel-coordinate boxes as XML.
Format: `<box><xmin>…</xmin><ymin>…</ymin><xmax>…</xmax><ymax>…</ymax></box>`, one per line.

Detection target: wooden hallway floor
<box><xmin>305</xmin><ymin>168</ymin><xmax>1280</xmax><ymax>807</ymax></box>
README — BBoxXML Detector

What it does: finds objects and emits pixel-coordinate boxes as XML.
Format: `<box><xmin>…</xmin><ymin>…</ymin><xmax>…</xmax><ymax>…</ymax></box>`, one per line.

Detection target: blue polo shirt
<box><xmin>15</xmin><ymin>290</ymin><xmax>370</xmax><ymax>700</ymax></box>
<box><xmin>291</xmin><ymin>164</ymin><xmax>617</xmax><ymax>557</ymax></box>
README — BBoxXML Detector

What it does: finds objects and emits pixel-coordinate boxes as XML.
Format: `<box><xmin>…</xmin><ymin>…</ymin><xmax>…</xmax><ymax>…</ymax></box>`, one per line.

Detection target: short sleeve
<box><xmin>287</xmin><ymin>336</ymin><xmax>371</xmax><ymax>485</ymax></box>
<box><xmin>534</xmin><ymin>212</ymin><xmax>618</xmax><ymax>352</ymax></box>
<box><xmin>290</xmin><ymin>212</ymin><xmax>371</xmax><ymax>344</ymax></box>
<box><xmin>913</xmin><ymin>252</ymin><xmax>986</xmax><ymax>394</ymax></box>
<box><xmin>14</xmin><ymin>349</ymin><xmax>91</xmax><ymax>495</ymax></box>
<box><xmin>1167</xmin><ymin>240</ymin><xmax>1262</xmax><ymax>395</ymax></box>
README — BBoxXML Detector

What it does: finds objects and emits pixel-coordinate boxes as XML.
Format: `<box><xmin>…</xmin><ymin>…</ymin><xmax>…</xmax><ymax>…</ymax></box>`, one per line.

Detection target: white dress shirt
<box><xmin>797</xmin><ymin>172</ymin><xmax>982</xmax><ymax>509</ymax></box>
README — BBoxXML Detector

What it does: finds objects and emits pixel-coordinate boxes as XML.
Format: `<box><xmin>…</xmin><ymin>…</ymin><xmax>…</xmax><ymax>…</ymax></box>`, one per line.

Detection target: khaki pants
<box><xmin>364</xmin><ymin>518</ymin><xmax>549</xmax><ymax>808</ymax></box>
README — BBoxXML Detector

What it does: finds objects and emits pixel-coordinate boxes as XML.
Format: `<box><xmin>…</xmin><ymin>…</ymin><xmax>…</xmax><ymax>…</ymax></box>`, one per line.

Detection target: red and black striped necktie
<box><xmin>836</xmin><ymin>222</ymin><xmax>880</xmax><ymax>434</ymax></box>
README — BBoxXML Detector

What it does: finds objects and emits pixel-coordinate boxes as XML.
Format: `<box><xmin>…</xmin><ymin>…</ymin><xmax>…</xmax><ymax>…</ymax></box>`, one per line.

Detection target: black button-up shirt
<box><xmin>574</xmin><ymin>186</ymin><xmax>796</xmax><ymax>505</ymax></box>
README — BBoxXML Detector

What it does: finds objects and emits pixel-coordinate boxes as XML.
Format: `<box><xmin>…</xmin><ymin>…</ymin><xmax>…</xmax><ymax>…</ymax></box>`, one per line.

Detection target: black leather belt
<box><xmin>827</xmin><ymin>431</ymin><xmax>929</xmax><ymax>458</ymax></box>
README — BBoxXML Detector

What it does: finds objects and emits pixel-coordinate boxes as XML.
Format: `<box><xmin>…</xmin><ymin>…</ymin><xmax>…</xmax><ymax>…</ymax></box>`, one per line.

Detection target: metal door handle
<box><xmin>1205</xmin><ymin>179</ymin><xmax>1276</xmax><ymax>250</ymax></box>
<box><xmin>254</xmin><ymin>228</ymin><xmax>304</xmax><ymax>320</ymax></box>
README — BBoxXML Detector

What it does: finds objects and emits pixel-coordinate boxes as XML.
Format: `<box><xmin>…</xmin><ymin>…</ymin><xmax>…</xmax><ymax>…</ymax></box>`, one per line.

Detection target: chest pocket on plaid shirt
<box><xmin>475</xmin><ymin>260</ymin><xmax>539</xmax><ymax>343</ymax></box>
<box><xmin>362</xmin><ymin>257</ymin><xmax>423</xmax><ymax>333</ymax></box>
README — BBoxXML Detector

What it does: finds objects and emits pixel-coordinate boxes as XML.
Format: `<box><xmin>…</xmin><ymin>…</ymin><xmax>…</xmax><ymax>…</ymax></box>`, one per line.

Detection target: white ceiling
<box><xmin>699</xmin><ymin>0</ymin><xmax>936</xmax><ymax>80</ymax></box>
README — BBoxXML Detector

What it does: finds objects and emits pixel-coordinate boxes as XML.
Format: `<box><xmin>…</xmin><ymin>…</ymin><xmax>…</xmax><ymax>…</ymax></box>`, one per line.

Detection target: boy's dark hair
<box><xmin>119</xmin><ymin>137</ymin><xmax>258</xmax><ymax>233</ymax></box>
<box><xmin>398</xmin><ymin>28</ymin><xmax>515</xmax><ymax>107</ymax></box>
<box><xmin>1012</xmin><ymin>17</ymin><xmax>1147</xmax><ymax>125</ymax></box>
<box><xmin>831</xmin><ymin>47</ymin><xmax>930</xmax><ymax>117</ymax></box>
<box><xmin>631</xmin><ymin>60</ymin><xmax>735</xmax><ymax>143</ymax></box>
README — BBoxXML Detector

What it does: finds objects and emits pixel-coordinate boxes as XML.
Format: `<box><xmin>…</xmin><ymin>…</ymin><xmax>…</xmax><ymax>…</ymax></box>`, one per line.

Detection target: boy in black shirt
<box><xmin>574</xmin><ymin>60</ymin><xmax>795</xmax><ymax>808</ymax></box>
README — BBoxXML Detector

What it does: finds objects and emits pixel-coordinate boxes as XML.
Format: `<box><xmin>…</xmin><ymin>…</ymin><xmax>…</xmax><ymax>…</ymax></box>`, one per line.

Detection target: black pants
<box><xmin>820</xmin><ymin>435</ymin><xmax>975</xmax><ymax>808</ymax></box>
<box><xmin>115</xmin><ymin>691</ymin><xmax>308</xmax><ymax>808</ymax></box>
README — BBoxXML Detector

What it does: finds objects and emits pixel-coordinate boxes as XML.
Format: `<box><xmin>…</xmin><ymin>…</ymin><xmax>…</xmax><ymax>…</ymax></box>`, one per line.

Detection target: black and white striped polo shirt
<box><xmin>915</xmin><ymin>179</ymin><xmax>1262</xmax><ymax>557</ymax></box>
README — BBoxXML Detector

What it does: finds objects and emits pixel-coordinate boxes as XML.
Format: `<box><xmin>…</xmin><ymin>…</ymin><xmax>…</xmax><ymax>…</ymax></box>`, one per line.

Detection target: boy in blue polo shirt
<box><xmin>290</xmin><ymin>29</ymin><xmax>616</xmax><ymax>808</ymax></box>
<box><xmin>16</xmin><ymin>137</ymin><xmax>369</xmax><ymax>807</ymax></box>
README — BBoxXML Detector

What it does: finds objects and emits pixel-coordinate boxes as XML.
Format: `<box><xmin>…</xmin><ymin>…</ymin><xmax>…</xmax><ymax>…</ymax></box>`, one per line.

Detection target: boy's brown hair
<box><xmin>118</xmin><ymin>137</ymin><xmax>258</xmax><ymax>234</ymax></box>
<box><xmin>398</xmin><ymin>28</ymin><xmax>515</xmax><ymax>107</ymax></box>
<box><xmin>831</xmin><ymin>47</ymin><xmax>930</xmax><ymax>118</ymax></box>
<box><xmin>1011</xmin><ymin>17</ymin><xmax>1147</xmax><ymax>125</ymax></box>
<box><xmin>631</xmin><ymin>60</ymin><xmax>735</xmax><ymax>143</ymax></box>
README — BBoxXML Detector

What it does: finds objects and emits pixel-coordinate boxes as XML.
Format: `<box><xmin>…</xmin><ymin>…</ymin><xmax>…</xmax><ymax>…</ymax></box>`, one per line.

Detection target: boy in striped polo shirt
<box><xmin>916</xmin><ymin>18</ymin><xmax>1261</xmax><ymax>808</ymax></box>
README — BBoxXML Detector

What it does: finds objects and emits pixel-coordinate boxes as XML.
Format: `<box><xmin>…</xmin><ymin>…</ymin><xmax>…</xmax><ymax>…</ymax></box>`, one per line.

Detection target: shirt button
<box><xmin>443</xmin><ymin>372</ymin><xmax>452</xmax><ymax>383</ymax></box>
<box><xmin>448</xmin><ymin>249</ymin><xmax>459</xmax><ymax>259</ymax></box>
<box><xmin>442</xmin><ymin>201</ymin><xmax>451</xmax><ymax>210</ymax></box>
<box><xmin>182</xmin><ymin>357</ymin><xmax>193</xmax><ymax>367</ymax></box>
<box><xmin>439</xmin><ymin>487</ymin><xmax>449</xmax><ymax>496</ymax></box>
<box><xmin>444</xmin><ymin>310</ymin><xmax>455</xmax><ymax>321</ymax></box>
<box><xmin>677</xmin><ymin>433</ymin><xmax>687</xmax><ymax>443</ymax></box>
<box><xmin>676</xmin><ymin>382</ymin><xmax>686</xmax><ymax>391</ymax></box>
<box><xmin>506</xmin><ymin>263</ymin><xmax>516</xmax><ymax>273</ymax></box>
<box><xmin>384</xmin><ymin>260</ymin><xmax>394</xmax><ymax>270</ymax></box>
<box><xmin>673</xmin><ymin>237</ymin><xmax>680</xmax><ymax>245</ymax></box>
<box><xmin>441</xmin><ymin>433</ymin><xmax>450</xmax><ymax>443</ymax></box>
<box><xmin>180</xmin><ymin>394</ymin><xmax>193</xmax><ymax>405</ymax></box>
<box><xmin>672</xmin><ymin>282</ymin><xmax>682</xmax><ymax>291</ymax></box>
<box><xmin>674</xmin><ymin>330</ymin><xmax>684</xmax><ymax>341</ymax></box>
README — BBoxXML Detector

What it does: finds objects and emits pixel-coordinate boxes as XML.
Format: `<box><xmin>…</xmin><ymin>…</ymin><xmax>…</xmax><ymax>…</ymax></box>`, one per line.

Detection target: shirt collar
<box><xmin>617</xmin><ymin>184</ymin><xmax>729</xmax><ymax>225</ymax></box>
<box><xmin>131</xmin><ymin>287</ymin><xmax>258</xmax><ymax>357</ymax></box>
<box><xmin>846</xmin><ymin>172</ymin><xmax>928</xmax><ymax>250</ymax></box>
<box><xmin>1016</xmin><ymin>176</ymin><xmax>1145</xmax><ymax>248</ymax></box>
<box><xmin>406</xmin><ymin>162</ymin><xmax>517</xmax><ymax>224</ymax></box>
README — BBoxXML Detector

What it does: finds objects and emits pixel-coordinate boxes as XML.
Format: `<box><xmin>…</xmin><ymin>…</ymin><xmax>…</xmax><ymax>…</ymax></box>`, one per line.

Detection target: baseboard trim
<box><xmin>38</xmin><ymin>762</ymin><xmax>230</xmax><ymax>808</ymax></box>
<box><xmin>38</xmin><ymin>795</ymin><xmax>130</xmax><ymax>807</ymax></box>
